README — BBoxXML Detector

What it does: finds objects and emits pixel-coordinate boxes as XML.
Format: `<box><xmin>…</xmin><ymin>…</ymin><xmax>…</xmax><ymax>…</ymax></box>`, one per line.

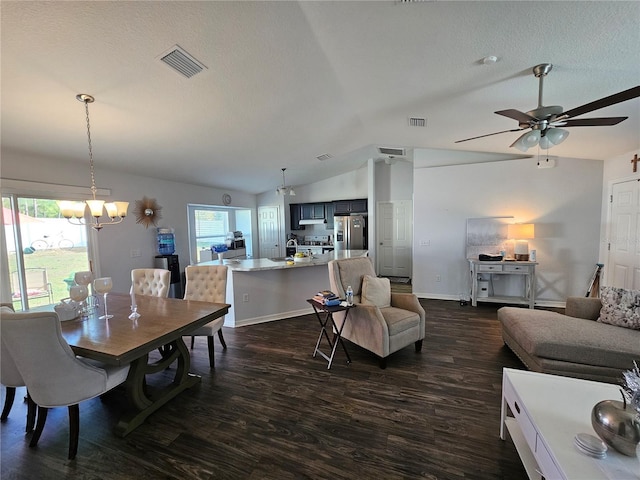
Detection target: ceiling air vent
<box><xmin>316</xmin><ymin>153</ymin><xmax>333</xmax><ymax>161</ymax></box>
<box><xmin>158</xmin><ymin>45</ymin><xmax>207</xmax><ymax>78</ymax></box>
<box><xmin>409</xmin><ymin>117</ymin><xmax>427</xmax><ymax>127</ymax></box>
<box><xmin>378</xmin><ymin>147</ymin><xmax>406</xmax><ymax>156</ymax></box>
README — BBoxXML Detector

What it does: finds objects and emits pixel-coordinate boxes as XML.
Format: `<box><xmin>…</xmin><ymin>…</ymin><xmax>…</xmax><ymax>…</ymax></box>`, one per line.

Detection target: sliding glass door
<box><xmin>1</xmin><ymin>194</ymin><xmax>92</xmax><ymax>311</ymax></box>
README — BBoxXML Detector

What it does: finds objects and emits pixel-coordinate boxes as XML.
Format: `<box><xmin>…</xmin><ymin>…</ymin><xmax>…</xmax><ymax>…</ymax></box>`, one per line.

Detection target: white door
<box><xmin>377</xmin><ymin>201</ymin><xmax>412</xmax><ymax>278</ymax></box>
<box><xmin>258</xmin><ymin>206</ymin><xmax>281</xmax><ymax>259</ymax></box>
<box><xmin>607</xmin><ymin>179</ymin><xmax>640</xmax><ymax>289</ymax></box>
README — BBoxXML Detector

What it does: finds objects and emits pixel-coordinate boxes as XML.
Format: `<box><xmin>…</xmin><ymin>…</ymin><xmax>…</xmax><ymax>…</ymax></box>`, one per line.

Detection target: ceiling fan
<box><xmin>455</xmin><ymin>63</ymin><xmax>640</xmax><ymax>152</ymax></box>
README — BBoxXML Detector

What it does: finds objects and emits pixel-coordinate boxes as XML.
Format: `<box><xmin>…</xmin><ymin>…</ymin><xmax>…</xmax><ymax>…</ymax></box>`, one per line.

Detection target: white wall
<box><xmin>412</xmin><ymin>153</ymin><xmax>604</xmax><ymax>305</ymax></box>
<box><xmin>1</xmin><ymin>148</ymin><xmax>256</xmax><ymax>294</ymax></box>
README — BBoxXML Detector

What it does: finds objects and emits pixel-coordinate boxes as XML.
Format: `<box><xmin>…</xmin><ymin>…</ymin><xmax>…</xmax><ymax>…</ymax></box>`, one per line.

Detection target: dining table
<box><xmin>60</xmin><ymin>292</ymin><xmax>230</xmax><ymax>437</ymax></box>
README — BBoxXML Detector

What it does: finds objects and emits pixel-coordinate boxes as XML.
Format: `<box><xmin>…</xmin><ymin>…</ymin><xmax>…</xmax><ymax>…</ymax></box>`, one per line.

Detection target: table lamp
<box><xmin>508</xmin><ymin>223</ymin><xmax>535</xmax><ymax>261</ymax></box>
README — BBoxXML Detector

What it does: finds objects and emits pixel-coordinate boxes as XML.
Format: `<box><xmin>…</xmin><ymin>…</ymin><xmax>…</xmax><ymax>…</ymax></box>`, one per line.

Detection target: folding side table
<box><xmin>307</xmin><ymin>299</ymin><xmax>355</xmax><ymax>369</ymax></box>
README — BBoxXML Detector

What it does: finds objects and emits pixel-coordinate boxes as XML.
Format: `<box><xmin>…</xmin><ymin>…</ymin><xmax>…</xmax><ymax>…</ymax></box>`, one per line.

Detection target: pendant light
<box><xmin>275</xmin><ymin>168</ymin><xmax>296</xmax><ymax>196</ymax></box>
<box><xmin>58</xmin><ymin>94</ymin><xmax>128</xmax><ymax>230</ymax></box>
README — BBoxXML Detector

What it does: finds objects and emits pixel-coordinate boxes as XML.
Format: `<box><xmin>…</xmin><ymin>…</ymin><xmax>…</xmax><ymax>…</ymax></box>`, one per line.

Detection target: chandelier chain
<box><xmin>84</xmin><ymin>99</ymin><xmax>98</xmax><ymax>199</ymax></box>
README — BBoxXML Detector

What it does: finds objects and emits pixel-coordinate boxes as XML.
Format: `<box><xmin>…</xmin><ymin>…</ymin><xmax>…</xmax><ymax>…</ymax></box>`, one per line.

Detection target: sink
<box><xmin>268</xmin><ymin>257</ymin><xmax>289</xmax><ymax>262</ymax></box>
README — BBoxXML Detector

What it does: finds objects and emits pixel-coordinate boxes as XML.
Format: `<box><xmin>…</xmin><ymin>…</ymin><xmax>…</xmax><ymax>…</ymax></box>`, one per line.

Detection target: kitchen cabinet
<box><xmin>333</xmin><ymin>198</ymin><xmax>367</xmax><ymax>214</ymax></box>
<box><xmin>301</xmin><ymin>203</ymin><xmax>325</xmax><ymax>220</ymax></box>
<box><xmin>290</xmin><ymin>204</ymin><xmax>305</xmax><ymax>230</ymax></box>
<box><xmin>325</xmin><ymin>202</ymin><xmax>335</xmax><ymax>230</ymax></box>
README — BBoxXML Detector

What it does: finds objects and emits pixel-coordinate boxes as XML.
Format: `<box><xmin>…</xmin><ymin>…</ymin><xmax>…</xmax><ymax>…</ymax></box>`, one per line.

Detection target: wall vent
<box><xmin>316</xmin><ymin>153</ymin><xmax>333</xmax><ymax>161</ymax></box>
<box><xmin>409</xmin><ymin>117</ymin><xmax>427</xmax><ymax>127</ymax></box>
<box><xmin>158</xmin><ymin>45</ymin><xmax>207</xmax><ymax>78</ymax></box>
<box><xmin>378</xmin><ymin>147</ymin><xmax>405</xmax><ymax>156</ymax></box>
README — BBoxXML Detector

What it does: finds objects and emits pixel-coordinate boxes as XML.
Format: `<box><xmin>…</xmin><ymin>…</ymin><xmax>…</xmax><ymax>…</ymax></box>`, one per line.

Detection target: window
<box><xmin>187</xmin><ymin>205</ymin><xmax>229</xmax><ymax>264</ymax></box>
<box><xmin>2</xmin><ymin>194</ymin><xmax>92</xmax><ymax>311</ymax></box>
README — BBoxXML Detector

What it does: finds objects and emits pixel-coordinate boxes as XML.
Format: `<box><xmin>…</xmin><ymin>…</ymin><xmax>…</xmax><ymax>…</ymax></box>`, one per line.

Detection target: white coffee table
<box><xmin>500</xmin><ymin>368</ymin><xmax>639</xmax><ymax>480</ymax></box>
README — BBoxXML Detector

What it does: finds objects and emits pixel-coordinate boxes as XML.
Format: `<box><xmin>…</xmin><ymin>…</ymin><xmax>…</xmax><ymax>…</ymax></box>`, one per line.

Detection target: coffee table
<box><xmin>500</xmin><ymin>368</ymin><xmax>639</xmax><ymax>479</ymax></box>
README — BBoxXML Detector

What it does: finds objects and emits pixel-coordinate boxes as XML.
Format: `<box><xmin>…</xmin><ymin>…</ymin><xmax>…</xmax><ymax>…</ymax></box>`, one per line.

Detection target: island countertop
<box><xmin>198</xmin><ymin>250</ymin><xmax>368</xmax><ymax>272</ymax></box>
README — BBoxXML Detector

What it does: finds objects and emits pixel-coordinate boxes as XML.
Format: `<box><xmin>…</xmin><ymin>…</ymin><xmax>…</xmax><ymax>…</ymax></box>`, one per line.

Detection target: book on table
<box><xmin>313</xmin><ymin>290</ymin><xmax>340</xmax><ymax>306</ymax></box>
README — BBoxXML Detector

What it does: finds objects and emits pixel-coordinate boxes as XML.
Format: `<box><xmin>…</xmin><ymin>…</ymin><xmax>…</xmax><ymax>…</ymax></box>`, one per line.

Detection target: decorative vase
<box><xmin>591</xmin><ymin>397</ymin><xmax>640</xmax><ymax>457</ymax></box>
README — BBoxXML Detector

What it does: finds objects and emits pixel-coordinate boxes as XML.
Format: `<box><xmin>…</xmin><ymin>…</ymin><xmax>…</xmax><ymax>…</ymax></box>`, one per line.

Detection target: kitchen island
<box><xmin>198</xmin><ymin>250</ymin><xmax>368</xmax><ymax>327</ymax></box>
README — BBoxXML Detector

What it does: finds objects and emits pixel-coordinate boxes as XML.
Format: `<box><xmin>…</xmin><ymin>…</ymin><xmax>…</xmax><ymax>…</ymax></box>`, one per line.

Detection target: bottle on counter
<box><xmin>346</xmin><ymin>285</ymin><xmax>353</xmax><ymax>306</ymax></box>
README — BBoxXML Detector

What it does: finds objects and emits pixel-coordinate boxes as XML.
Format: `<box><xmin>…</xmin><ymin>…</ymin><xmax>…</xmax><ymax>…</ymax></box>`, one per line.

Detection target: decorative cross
<box><xmin>632</xmin><ymin>154</ymin><xmax>639</xmax><ymax>173</ymax></box>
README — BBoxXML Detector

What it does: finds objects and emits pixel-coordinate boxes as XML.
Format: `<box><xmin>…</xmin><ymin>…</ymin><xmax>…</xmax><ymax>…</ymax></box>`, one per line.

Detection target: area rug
<box><xmin>385</xmin><ymin>276</ymin><xmax>411</xmax><ymax>284</ymax></box>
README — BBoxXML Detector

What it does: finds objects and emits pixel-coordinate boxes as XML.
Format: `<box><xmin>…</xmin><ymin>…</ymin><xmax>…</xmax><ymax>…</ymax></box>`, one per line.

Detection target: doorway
<box><xmin>606</xmin><ymin>178</ymin><xmax>640</xmax><ymax>289</ymax></box>
<box><xmin>376</xmin><ymin>200</ymin><xmax>413</xmax><ymax>279</ymax></box>
<box><xmin>258</xmin><ymin>206</ymin><xmax>281</xmax><ymax>259</ymax></box>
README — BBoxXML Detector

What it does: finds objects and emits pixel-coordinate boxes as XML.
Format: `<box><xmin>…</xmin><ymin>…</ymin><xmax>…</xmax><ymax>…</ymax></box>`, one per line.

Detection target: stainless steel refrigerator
<box><xmin>334</xmin><ymin>214</ymin><xmax>367</xmax><ymax>251</ymax></box>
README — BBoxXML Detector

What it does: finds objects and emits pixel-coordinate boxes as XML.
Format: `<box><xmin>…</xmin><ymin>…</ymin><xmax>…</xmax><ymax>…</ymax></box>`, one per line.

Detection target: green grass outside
<box><xmin>8</xmin><ymin>247</ymin><xmax>90</xmax><ymax>310</ymax></box>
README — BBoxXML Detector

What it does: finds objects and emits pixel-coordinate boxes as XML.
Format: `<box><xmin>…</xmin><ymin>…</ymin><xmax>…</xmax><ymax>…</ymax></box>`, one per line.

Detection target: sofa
<box><xmin>498</xmin><ymin>294</ymin><xmax>640</xmax><ymax>385</ymax></box>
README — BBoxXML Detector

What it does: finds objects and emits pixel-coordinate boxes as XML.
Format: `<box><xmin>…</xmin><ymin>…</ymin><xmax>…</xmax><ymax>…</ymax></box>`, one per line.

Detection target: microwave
<box><xmin>231</xmin><ymin>239</ymin><xmax>245</xmax><ymax>249</ymax></box>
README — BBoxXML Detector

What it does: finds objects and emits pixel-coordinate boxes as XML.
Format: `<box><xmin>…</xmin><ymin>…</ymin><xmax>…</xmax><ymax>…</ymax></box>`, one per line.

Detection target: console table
<box><xmin>501</xmin><ymin>368</ymin><xmax>638</xmax><ymax>479</ymax></box>
<box><xmin>468</xmin><ymin>259</ymin><xmax>537</xmax><ymax>308</ymax></box>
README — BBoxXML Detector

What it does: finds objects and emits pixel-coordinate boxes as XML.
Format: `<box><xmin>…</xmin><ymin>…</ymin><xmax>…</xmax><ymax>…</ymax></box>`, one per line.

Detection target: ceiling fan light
<box><xmin>539</xmin><ymin>135</ymin><xmax>552</xmax><ymax>150</ymax></box>
<box><xmin>546</xmin><ymin>128</ymin><xmax>569</xmax><ymax>145</ymax></box>
<box><xmin>511</xmin><ymin>130</ymin><xmax>540</xmax><ymax>152</ymax></box>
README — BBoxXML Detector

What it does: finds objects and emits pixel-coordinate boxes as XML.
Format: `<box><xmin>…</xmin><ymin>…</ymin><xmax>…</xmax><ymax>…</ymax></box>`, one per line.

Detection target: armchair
<box><xmin>328</xmin><ymin>257</ymin><xmax>425</xmax><ymax>369</ymax></box>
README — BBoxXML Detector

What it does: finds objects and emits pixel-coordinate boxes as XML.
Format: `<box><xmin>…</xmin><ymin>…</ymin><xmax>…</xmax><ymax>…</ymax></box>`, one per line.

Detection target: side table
<box><xmin>307</xmin><ymin>299</ymin><xmax>355</xmax><ymax>369</ymax></box>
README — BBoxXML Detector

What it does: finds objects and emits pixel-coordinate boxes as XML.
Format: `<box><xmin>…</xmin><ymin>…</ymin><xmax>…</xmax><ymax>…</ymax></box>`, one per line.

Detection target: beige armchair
<box><xmin>328</xmin><ymin>257</ymin><xmax>425</xmax><ymax>369</ymax></box>
<box><xmin>131</xmin><ymin>268</ymin><xmax>171</xmax><ymax>298</ymax></box>
<box><xmin>183</xmin><ymin>265</ymin><xmax>228</xmax><ymax>368</ymax></box>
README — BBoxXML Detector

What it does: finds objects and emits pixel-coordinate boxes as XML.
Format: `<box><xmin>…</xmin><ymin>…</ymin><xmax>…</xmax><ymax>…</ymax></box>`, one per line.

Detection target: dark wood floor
<box><xmin>1</xmin><ymin>299</ymin><xmax>530</xmax><ymax>479</ymax></box>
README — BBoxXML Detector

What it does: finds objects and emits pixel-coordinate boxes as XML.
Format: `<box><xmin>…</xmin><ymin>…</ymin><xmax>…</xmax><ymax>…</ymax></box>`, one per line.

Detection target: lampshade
<box><xmin>511</xmin><ymin>130</ymin><xmax>541</xmax><ymax>152</ymax></box>
<box><xmin>508</xmin><ymin>223</ymin><xmax>535</xmax><ymax>240</ymax></box>
<box><xmin>545</xmin><ymin>128</ymin><xmax>569</xmax><ymax>145</ymax></box>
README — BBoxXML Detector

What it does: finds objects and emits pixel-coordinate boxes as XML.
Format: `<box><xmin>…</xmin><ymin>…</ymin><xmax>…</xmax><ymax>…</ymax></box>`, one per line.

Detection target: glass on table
<box><xmin>69</xmin><ymin>285</ymin><xmax>89</xmax><ymax>317</ymax></box>
<box><xmin>93</xmin><ymin>277</ymin><xmax>114</xmax><ymax>319</ymax></box>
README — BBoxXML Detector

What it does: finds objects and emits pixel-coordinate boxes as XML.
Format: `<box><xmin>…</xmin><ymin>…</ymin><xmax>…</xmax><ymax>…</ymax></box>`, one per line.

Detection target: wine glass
<box><xmin>75</xmin><ymin>271</ymin><xmax>95</xmax><ymax>311</ymax></box>
<box><xmin>69</xmin><ymin>285</ymin><xmax>88</xmax><ymax>317</ymax></box>
<box><xmin>93</xmin><ymin>277</ymin><xmax>113</xmax><ymax>319</ymax></box>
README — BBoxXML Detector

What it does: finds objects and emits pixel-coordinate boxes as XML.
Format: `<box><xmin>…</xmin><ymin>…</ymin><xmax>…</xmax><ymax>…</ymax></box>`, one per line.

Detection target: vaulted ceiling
<box><xmin>2</xmin><ymin>1</ymin><xmax>639</xmax><ymax>194</ymax></box>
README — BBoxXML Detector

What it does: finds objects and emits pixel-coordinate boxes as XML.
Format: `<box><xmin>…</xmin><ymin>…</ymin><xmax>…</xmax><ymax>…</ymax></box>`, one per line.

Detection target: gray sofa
<box><xmin>498</xmin><ymin>296</ymin><xmax>640</xmax><ymax>385</ymax></box>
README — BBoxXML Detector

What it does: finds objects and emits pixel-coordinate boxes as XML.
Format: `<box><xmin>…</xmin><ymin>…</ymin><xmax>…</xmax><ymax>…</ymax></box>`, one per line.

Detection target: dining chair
<box><xmin>0</xmin><ymin>304</ymin><xmax>37</xmax><ymax>432</ymax></box>
<box><xmin>0</xmin><ymin>310</ymin><xmax>130</xmax><ymax>459</ymax></box>
<box><xmin>130</xmin><ymin>268</ymin><xmax>171</xmax><ymax>298</ymax></box>
<box><xmin>183</xmin><ymin>265</ymin><xmax>228</xmax><ymax>368</ymax></box>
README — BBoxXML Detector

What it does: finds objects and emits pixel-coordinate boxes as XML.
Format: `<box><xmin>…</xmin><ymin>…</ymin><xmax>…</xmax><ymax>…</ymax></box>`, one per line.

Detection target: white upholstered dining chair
<box><xmin>183</xmin><ymin>265</ymin><xmax>228</xmax><ymax>368</ymax></box>
<box><xmin>130</xmin><ymin>268</ymin><xmax>171</xmax><ymax>298</ymax></box>
<box><xmin>0</xmin><ymin>304</ymin><xmax>37</xmax><ymax>432</ymax></box>
<box><xmin>0</xmin><ymin>310</ymin><xmax>130</xmax><ymax>459</ymax></box>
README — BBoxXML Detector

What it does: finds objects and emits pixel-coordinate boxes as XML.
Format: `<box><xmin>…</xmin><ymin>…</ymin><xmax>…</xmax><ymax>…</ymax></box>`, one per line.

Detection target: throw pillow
<box><xmin>597</xmin><ymin>286</ymin><xmax>640</xmax><ymax>330</ymax></box>
<box><xmin>361</xmin><ymin>275</ymin><xmax>391</xmax><ymax>308</ymax></box>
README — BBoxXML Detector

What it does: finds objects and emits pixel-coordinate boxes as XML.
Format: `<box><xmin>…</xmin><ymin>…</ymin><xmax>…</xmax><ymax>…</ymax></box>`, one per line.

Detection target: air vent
<box><xmin>409</xmin><ymin>117</ymin><xmax>427</xmax><ymax>127</ymax></box>
<box><xmin>378</xmin><ymin>147</ymin><xmax>406</xmax><ymax>156</ymax></box>
<box><xmin>316</xmin><ymin>153</ymin><xmax>333</xmax><ymax>161</ymax></box>
<box><xmin>158</xmin><ymin>45</ymin><xmax>207</xmax><ymax>78</ymax></box>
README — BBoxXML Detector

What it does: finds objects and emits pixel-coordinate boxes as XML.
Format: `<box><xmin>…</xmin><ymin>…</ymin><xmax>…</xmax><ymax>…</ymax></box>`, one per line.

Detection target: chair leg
<box><xmin>217</xmin><ymin>329</ymin><xmax>227</xmax><ymax>349</ymax></box>
<box><xmin>207</xmin><ymin>336</ymin><xmax>215</xmax><ymax>368</ymax></box>
<box><xmin>26</xmin><ymin>392</ymin><xmax>37</xmax><ymax>432</ymax></box>
<box><xmin>1</xmin><ymin>386</ymin><xmax>16</xmax><ymax>422</ymax></box>
<box><xmin>191</xmin><ymin>336</ymin><xmax>195</xmax><ymax>349</ymax></box>
<box><xmin>68</xmin><ymin>404</ymin><xmax>79</xmax><ymax>460</ymax></box>
<box><xmin>415</xmin><ymin>339</ymin><xmax>423</xmax><ymax>352</ymax></box>
<box><xmin>29</xmin><ymin>406</ymin><xmax>48</xmax><ymax>447</ymax></box>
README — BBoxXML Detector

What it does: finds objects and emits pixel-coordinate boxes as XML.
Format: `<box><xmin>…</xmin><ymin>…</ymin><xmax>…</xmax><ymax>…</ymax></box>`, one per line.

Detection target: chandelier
<box><xmin>275</xmin><ymin>168</ymin><xmax>296</xmax><ymax>196</ymax></box>
<box><xmin>58</xmin><ymin>94</ymin><xmax>128</xmax><ymax>230</ymax></box>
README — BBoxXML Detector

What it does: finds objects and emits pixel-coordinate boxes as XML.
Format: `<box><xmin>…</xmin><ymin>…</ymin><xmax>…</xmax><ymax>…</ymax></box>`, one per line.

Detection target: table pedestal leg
<box><xmin>114</xmin><ymin>337</ymin><xmax>200</xmax><ymax>437</ymax></box>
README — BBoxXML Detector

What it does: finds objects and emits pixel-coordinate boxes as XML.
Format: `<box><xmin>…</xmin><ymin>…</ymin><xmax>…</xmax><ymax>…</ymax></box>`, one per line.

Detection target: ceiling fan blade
<box><xmin>560</xmin><ymin>85</ymin><xmax>640</xmax><ymax>119</ymax></box>
<box><xmin>559</xmin><ymin>117</ymin><xmax>628</xmax><ymax>127</ymax></box>
<box><xmin>495</xmin><ymin>109</ymin><xmax>538</xmax><ymax>123</ymax></box>
<box><xmin>455</xmin><ymin>128</ymin><xmax>523</xmax><ymax>143</ymax></box>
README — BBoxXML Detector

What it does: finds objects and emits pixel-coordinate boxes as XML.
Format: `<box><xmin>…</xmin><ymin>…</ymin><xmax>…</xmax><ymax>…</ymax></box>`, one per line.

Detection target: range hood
<box><xmin>299</xmin><ymin>219</ymin><xmax>326</xmax><ymax>225</ymax></box>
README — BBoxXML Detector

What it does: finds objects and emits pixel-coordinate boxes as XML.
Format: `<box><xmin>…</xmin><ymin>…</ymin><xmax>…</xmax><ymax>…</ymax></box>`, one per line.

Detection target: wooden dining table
<box><xmin>60</xmin><ymin>292</ymin><xmax>230</xmax><ymax>437</ymax></box>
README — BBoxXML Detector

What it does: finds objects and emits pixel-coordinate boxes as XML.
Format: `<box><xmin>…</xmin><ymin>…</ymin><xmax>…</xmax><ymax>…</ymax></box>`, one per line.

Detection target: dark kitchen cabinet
<box><xmin>325</xmin><ymin>202</ymin><xmax>335</xmax><ymax>230</ymax></box>
<box><xmin>301</xmin><ymin>203</ymin><xmax>325</xmax><ymax>220</ymax></box>
<box><xmin>333</xmin><ymin>198</ymin><xmax>367</xmax><ymax>215</ymax></box>
<box><xmin>290</xmin><ymin>204</ymin><xmax>305</xmax><ymax>230</ymax></box>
